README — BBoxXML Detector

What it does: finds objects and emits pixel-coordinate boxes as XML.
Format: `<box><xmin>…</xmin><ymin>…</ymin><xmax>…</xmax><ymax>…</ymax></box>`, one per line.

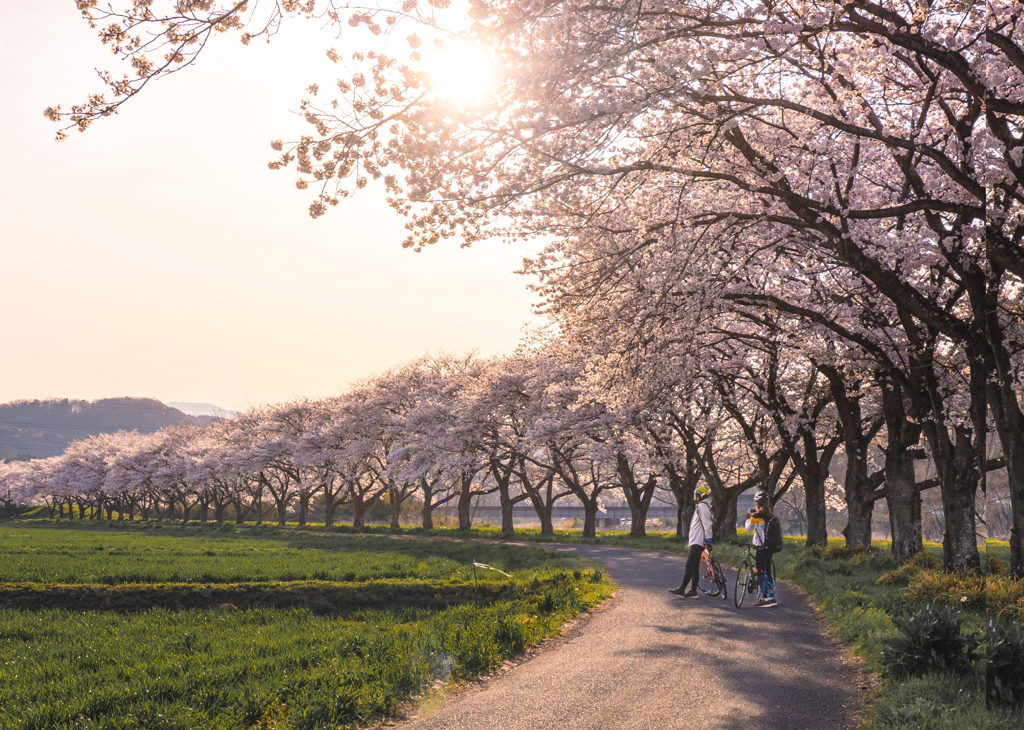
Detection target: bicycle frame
<box><xmin>731</xmin><ymin>541</ymin><xmax>762</xmax><ymax>608</ymax></box>
<box><xmin>697</xmin><ymin>547</ymin><xmax>728</xmax><ymax>599</ymax></box>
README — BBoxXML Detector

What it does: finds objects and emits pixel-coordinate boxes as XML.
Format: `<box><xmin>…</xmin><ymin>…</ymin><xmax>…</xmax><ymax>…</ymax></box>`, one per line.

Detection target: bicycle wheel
<box><xmin>713</xmin><ymin>557</ymin><xmax>728</xmax><ymax>600</ymax></box>
<box><xmin>735</xmin><ymin>559</ymin><xmax>753</xmax><ymax>608</ymax></box>
<box><xmin>698</xmin><ymin>556</ymin><xmax>720</xmax><ymax>596</ymax></box>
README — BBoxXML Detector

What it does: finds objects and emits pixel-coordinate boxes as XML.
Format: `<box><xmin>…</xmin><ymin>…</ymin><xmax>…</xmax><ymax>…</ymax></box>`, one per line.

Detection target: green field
<box><xmin>0</xmin><ymin>526</ymin><xmax>612</xmax><ymax>730</ymax></box>
<box><xmin>0</xmin><ymin>528</ymin><xmax>523</xmax><ymax>585</ymax></box>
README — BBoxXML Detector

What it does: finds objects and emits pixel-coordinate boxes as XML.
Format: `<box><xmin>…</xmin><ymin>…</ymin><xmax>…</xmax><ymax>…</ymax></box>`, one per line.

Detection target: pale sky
<box><xmin>1</xmin><ymin>5</ymin><xmax>539</xmax><ymax>412</ymax></box>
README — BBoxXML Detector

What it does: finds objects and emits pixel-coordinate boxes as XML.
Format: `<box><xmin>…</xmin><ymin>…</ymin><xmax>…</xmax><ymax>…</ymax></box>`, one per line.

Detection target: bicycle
<box><xmin>731</xmin><ymin>541</ymin><xmax>764</xmax><ymax>608</ymax></box>
<box><xmin>697</xmin><ymin>545</ymin><xmax>728</xmax><ymax>600</ymax></box>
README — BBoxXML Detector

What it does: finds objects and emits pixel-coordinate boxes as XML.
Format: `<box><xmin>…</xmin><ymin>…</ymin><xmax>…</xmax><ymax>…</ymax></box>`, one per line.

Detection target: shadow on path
<box><xmin>394</xmin><ymin>542</ymin><xmax>862</xmax><ymax>730</ymax></box>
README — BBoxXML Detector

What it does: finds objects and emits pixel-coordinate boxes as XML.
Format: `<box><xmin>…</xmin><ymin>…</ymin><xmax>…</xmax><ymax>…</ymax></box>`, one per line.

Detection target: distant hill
<box><xmin>166</xmin><ymin>402</ymin><xmax>236</xmax><ymax>418</ymax></box>
<box><xmin>0</xmin><ymin>397</ymin><xmax>213</xmax><ymax>460</ymax></box>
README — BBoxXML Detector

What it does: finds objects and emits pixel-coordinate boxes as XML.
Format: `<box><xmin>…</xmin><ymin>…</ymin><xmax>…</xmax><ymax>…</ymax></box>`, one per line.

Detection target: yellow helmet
<box><xmin>694</xmin><ymin>485</ymin><xmax>710</xmax><ymax>501</ymax></box>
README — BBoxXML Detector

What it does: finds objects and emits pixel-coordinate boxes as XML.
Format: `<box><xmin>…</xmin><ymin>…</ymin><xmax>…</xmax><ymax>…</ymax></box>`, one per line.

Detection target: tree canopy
<box><xmin>47</xmin><ymin>0</ymin><xmax>1024</xmax><ymax>575</ymax></box>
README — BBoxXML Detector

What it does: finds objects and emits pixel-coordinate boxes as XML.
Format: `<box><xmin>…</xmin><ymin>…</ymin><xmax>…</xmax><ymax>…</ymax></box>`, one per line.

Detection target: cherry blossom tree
<box><xmin>54</xmin><ymin>1</ymin><xmax>1024</xmax><ymax>572</ymax></box>
<box><xmin>0</xmin><ymin>461</ymin><xmax>32</xmax><ymax>515</ymax></box>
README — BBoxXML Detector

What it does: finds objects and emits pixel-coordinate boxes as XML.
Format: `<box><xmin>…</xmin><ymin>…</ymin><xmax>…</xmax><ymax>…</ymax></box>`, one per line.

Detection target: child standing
<box><xmin>744</xmin><ymin>491</ymin><xmax>778</xmax><ymax>608</ymax></box>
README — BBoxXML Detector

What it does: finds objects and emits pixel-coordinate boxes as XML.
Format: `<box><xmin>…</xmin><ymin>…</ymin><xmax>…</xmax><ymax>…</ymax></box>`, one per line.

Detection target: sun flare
<box><xmin>427</xmin><ymin>42</ymin><xmax>494</xmax><ymax>106</ymax></box>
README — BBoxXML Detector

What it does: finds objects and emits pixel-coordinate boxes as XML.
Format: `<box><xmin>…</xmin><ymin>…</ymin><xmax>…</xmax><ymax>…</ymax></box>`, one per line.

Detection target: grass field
<box><xmin>0</xmin><ymin>527</ymin><xmax>534</xmax><ymax>585</ymax></box>
<box><xmin>5</xmin><ymin>518</ymin><xmax>1022</xmax><ymax>728</ymax></box>
<box><xmin>0</xmin><ymin>525</ymin><xmax>612</xmax><ymax>730</ymax></box>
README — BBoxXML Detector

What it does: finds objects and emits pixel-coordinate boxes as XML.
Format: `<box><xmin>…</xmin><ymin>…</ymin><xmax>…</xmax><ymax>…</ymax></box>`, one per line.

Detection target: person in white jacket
<box><xmin>669</xmin><ymin>485</ymin><xmax>714</xmax><ymax>598</ymax></box>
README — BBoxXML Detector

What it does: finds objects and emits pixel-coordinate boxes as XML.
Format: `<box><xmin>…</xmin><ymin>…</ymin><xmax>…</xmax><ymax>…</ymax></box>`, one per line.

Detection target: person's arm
<box><xmin>700</xmin><ymin>502</ymin><xmax>714</xmax><ymax>545</ymax></box>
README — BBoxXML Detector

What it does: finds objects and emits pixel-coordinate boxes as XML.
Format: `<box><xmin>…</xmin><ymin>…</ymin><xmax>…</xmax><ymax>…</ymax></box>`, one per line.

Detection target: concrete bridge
<box><xmin>450</xmin><ymin>494</ymin><xmax>758</xmax><ymax>529</ymax></box>
<box><xmin>464</xmin><ymin>504</ymin><xmax>678</xmax><ymax>527</ymax></box>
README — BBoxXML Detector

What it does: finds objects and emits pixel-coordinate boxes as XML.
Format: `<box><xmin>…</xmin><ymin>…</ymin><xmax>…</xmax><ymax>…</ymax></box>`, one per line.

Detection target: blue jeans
<box><xmin>755</xmin><ymin>548</ymin><xmax>775</xmax><ymax>599</ymax></box>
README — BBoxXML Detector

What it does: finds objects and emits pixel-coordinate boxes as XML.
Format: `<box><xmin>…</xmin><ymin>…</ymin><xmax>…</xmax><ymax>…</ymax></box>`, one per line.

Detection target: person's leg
<box><xmin>755</xmin><ymin>550</ymin><xmax>771</xmax><ymax>603</ymax></box>
<box><xmin>766</xmin><ymin>557</ymin><xmax>776</xmax><ymax>601</ymax></box>
<box><xmin>673</xmin><ymin>544</ymin><xmax>705</xmax><ymax>593</ymax></box>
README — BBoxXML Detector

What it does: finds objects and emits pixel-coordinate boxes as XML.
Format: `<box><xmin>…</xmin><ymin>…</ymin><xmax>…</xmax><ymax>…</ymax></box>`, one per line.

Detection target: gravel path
<box><xmin>393</xmin><ymin>544</ymin><xmax>863</xmax><ymax>730</ymax></box>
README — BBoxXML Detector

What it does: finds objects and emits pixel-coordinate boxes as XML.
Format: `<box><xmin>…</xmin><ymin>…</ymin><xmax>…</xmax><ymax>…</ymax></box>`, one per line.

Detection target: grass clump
<box><xmin>986</xmin><ymin>618</ymin><xmax>1024</xmax><ymax>709</ymax></box>
<box><xmin>880</xmin><ymin>604</ymin><xmax>980</xmax><ymax>678</ymax></box>
<box><xmin>868</xmin><ymin>670</ymin><xmax>1023</xmax><ymax>730</ymax></box>
<box><xmin>877</xmin><ymin>552</ymin><xmax>940</xmax><ymax>585</ymax></box>
<box><xmin>903</xmin><ymin>569</ymin><xmax>987</xmax><ymax>611</ymax></box>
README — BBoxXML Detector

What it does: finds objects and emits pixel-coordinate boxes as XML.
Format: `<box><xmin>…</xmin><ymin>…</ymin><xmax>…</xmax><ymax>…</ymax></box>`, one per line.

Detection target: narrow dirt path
<box><xmin>393</xmin><ymin>544</ymin><xmax>863</xmax><ymax>730</ymax></box>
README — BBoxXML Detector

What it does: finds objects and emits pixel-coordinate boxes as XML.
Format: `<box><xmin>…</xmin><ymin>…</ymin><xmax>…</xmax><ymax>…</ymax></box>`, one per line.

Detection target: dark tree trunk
<box><xmin>581</xmin><ymin>495</ymin><xmax>599</xmax><ymax>538</ymax></box>
<box><xmin>818</xmin><ymin>365</ymin><xmax>882</xmax><ymax>549</ymax></box>
<box><xmin>519</xmin><ymin>464</ymin><xmax>557</xmax><ymax>536</ymax></box>
<box><xmin>881</xmin><ymin>377</ymin><xmax>924</xmax><ymax>561</ymax></box>
<box><xmin>918</xmin><ymin>351</ymin><xmax>982</xmax><ymax>572</ymax></box>
<box><xmin>457</xmin><ymin>473</ymin><xmax>474</xmax><ymax>531</ymax></box>
<box><xmin>351</xmin><ymin>491</ymin><xmax>370</xmax><ymax>529</ymax></box>
<box><xmin>490</xmin><ymin>458</ymin><xmax>517</xmax><ymax>537</ymax></box>
<box><xmin>801</xmin><ymin>460</ymin><xmax>829</xmax><ymax>548</ymax></box>
<box><xmin>978</xmin><ymin>253</ymin><xmax>1024</xmax><ymax>577</ymax></box>
<box><xmin>841</xmin><ymin>448</ymin><xmax>877</xmax><ymax>549</ymax></box>
<box><xmin>925</xmin><ymin>423</ymin><xmax>982</xmax><ymax>572</ymax></box>
<box><xmin>232</xmin><ymin>497</ymin><xmax>247</xmax><ymax>524</ymax></box>
<box><xmin>499</xmin><ymin>491</ymin><xmax>514</xmax><ymax>535</ymax></box>
<box><xmin>1000</xmin><ymin>424</ymin><xmax>1024</xmax><ymax>579</ymax></box>
<box><xmin>777</xmin><ymin>428</ymin><xmax>840</xmax><ymax>549</ymax></box>
<box><xmin>721</xmin><ymin>495</ymin><xmax>739</xmax><ymax>540</ymax></box>
<box><xmin>537</xmin><ymin>501</ymin><xmax>554</xmax><ymax>536</ymax></box>
<box><xmin>389</xmin><ymin>483</ymin><xmax>402</xmax><ymax>530</ymax></box>
<box><xmin>988</xmin><ymin>379</ymin><xmax>1024</xmax><ymax>578</ymax></box>
<box><xmin>617</xmin><ymin>453</ymin><xmax>657</xmax><ymax>538</ymax></box>
<box><xmin>845</xmin><ymin>490</ymin><xmax>874</xmax><ymax>549</ymax></box>
<box><xmin>324</xmin><ymin>487</ymin><xmax>341</xmax><ymax>528</ymax></box>
<box><xmin>298</xmin><ymin>492</ymin><xmax>311</xmax><ymax>527</ymax></box>
<box><xmin>666</xmin><ymin>457</ymin><xmax>698</xmax><ymax>541</ymax></box>
<box><xmin>419</xmin><ymin>477</ymin><xmax>435</xmax><ymax>530</ymax></box>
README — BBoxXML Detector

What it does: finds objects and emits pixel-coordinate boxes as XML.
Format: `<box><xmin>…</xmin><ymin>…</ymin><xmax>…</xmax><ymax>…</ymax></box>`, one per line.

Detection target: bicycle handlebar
<box><xmin>729</xmin><ymin>541</ymin><xmax>756</xmax><ymax>548</ymax></box>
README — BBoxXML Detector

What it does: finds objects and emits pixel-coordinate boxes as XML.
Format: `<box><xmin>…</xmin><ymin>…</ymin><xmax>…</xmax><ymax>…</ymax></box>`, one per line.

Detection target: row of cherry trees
<box><xmin>0</xmin><ymin>325</ymin><xmax>1010</xmax><ymax>577</ymax></box>
<box><xmin>49</xmin><ymin>1</ymin><xmax>1024</xmax><ymax>573</ymax></box>
<box><xmin>0</xmin><ymin>351</ymin><xmax>688</xmax><ymax>537</ymax></box>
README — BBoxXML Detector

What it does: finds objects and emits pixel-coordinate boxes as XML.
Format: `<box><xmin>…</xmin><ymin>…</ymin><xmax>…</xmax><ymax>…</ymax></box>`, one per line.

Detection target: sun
<box><xmin>427</xmin><ymin>41</ymin><xmax>494</xmax><ymax>107</ymax></box>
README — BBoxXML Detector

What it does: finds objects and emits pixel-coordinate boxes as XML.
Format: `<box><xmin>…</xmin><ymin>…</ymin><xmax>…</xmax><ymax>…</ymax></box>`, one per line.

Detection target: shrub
<box><xmin>904</xmin><ymin>569</ymin><xmax>986</xmax><ymax>610</ymax></box>
<box><xmin>849</xmin><ymin>547</ymin><xmax>896</xmax><ymax>571</ymax></box>
<box><xmin>823</xmin><ymin>545</ymin><xmax>849</xmax><ymax>560</ymax></box>
<box><xmin>986</xmin><ymin>553</ymin><xmax>1008</xmax><ymax>577</ymax></box>
<box><xmin>880</xmin><ymin>604</ymin><xmax>980</xmax><ymax>678</ymax></box>
<box><xmin>985</xmin><ymin>574</ymin><xmax>1024</xmax><ymax>623</ymax></box>
<box><xmin>877</xmin><ymin>552</ymin><xmax>940</xmax><ymax>585</ymax></box>
<box><xmin>986</xmin><ymin>618</ymin><xmax>1024</xmax><ymax>707</ymax></box>
<box><xmin>494</xmin><ymin>613</ymin><xmax>528</xmax><ymax>654</ymax></box>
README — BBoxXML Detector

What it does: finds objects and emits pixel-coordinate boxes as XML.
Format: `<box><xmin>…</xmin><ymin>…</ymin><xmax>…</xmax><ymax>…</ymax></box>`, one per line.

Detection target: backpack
<box><xmin>764</xmin><ymin>516</ymin><xmax>783</xmax><ymax>554</ymax></box>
